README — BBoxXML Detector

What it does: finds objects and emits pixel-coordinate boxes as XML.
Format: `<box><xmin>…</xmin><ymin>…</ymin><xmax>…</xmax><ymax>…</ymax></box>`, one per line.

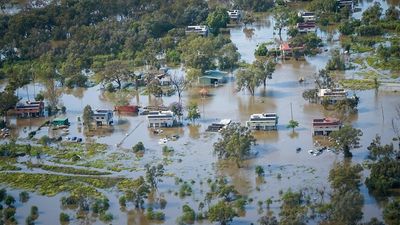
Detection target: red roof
<box><xmin>280</xmin><ymin>42</ymin><xmax>291</xmax><ymax>51</ymax></box>
<box><xmin>312</xmin><ymin>117</ymin><xmax>341</xmax><ymax>126</ymax></box>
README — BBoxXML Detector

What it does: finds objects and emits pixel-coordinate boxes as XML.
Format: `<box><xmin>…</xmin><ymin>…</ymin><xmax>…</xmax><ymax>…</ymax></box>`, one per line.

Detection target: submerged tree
<box><xmin>287</xmin><ymin>120</ymin><xmax>299</xmax><ymax>132</ymax></box>
<box><xmin>213</xmin><ymin>123</ymin><xmax>256</xmax><ymax>167</ymax></box>
<box><xmin>273</xmin><ymin>5</ymin><xmax>290</xmax><ymax>40</ymax></box>
<box><xmin>208</xmin><ymin>200</ymin><xmax>237</xmax><ymax>225</ymax></box>
<box><xmin>145</xmin><ymin>163</ymin><xmax>164</xmax><ymax>190</ymax></box>
<box><xmin>329</xmin><ymin>125</ymin><xmax>363</xmax><ymax>158</ymax></box>
<box><xmin>187</xmin><ymin>102</ymin><xmax>200</xmax><ymax>124</ymax></box>
<box><xmin>82</xmin><ymin>105</ymin><xmax>94</xmax><ymax>130</ymax></box>
<box><xmin>170</xmin><ymin>74</ymin><xmax>187</xmax><ymax>105</ymax></box>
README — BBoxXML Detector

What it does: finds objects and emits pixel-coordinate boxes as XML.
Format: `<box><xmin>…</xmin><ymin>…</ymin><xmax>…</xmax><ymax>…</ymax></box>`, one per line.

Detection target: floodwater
<box><xmin>1</xmin><ymin>0</ymin><xmax>400</xmax><ymax>224</ymax></box>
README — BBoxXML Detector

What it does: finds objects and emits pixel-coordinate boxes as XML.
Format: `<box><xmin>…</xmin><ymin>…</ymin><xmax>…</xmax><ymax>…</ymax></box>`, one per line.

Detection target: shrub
<box><xmin>19</xmin><ymin>191</ymin><xmax>30</xmax><ymax>203</ymax></box>
<box><xmin>132</xmin><ymin>142</ymin><xmax>145</xmax><ymax>153</ymax></box>
<box><xmin>255</xmin><ymin>165</ymin><xmax>265</xmax><ymax>177</ymax></box>
<box><xmin>59</xmin><ymin>213</ymin><xmax>70</xmax><ymax>223</ymax></box>
<box><xmin>119</xmin><ymin>195</ymin><xmax>126</xmax><ymax>207</ymax></box>
<box><xmin>99</xmin><ymin>212</ymin><xmax>113</xmax><ymax>222</ymax></box>
<box><xmin>31</xmin><ymin>206</ymin><xmax>39</xmax><ymax>220</ymax></box>
<box><xmin>5</xmin><ymin>195</ymin><xmax>15</xmax><ymax>206</ymax></box>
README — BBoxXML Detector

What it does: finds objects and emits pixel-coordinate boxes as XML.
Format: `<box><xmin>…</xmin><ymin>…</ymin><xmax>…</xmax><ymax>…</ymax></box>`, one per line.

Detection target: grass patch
<box><xmin>26</xmin><ymin>163</ymin><xmax>111</xmax><ymax>175</ymax></box>
<box><xmin>0</xmin><ymin>172</ymin><xmax>124</xmax><ymax>197</ymax></box>
<box><xmin>339</xmin><ymin>79</ymin><xmax>378</xmax><ymax>90</ymax></box>
<box><xmin>0</xmin><ymin>159</ymin><xmax>21</xmax><ymax>171</ymax></box>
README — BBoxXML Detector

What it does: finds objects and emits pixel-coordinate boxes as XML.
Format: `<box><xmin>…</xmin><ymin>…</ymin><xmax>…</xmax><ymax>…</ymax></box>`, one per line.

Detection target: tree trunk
<box><xmin>343</xmin><ymin>145</ymin><xmax>352</xmax><ymax>158</ymax></box>
<box><xmin>263</xmin><ymin>79</ymin><xmax>267</xmax><ymax>87</ymax></box>
<box><xmin>278</xmin><ymin>28</ymin><xmax>282</xmax><ymax>40</ymax></box>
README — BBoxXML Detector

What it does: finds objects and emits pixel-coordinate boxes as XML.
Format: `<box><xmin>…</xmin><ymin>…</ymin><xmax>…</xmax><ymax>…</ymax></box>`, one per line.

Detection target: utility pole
<box><xmin>290</xmin><ymin>102</ymin><xmax>293</xmax><ymax>121</ymax></box>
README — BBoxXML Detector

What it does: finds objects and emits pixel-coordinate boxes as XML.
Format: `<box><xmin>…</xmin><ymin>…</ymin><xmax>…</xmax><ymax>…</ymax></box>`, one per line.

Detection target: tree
<box><xmin>170</xmin><ymin>74</ymin><xmax>187</xmax><ymax>104</ymax></box>
<box><xmin>253</xmin><ymin>59</ymin><xmax>276</xmax><ymax>87</ymax></box>
<box><xmin>255</xmin><ymin>165</ymin><xmax>264</xmax><ymax>177</ymax></box>
<box><xmin>59</xmin><ymin>213</ymin><xmax>70</xmax><ymax>223</ymax></box>
<box><xmin>385</xmin><ymin>6</ymin><xmax>400</xmax><ymax>21</ymax></box>
<box><xmin>324</xmin><ymin>162</ymin><xmax>364</xmax><ymax>225</ymax></box>
<box><xmin>377</xmin><ymin>45</ymin><xmax>391</xmax><ymax>62</ymax></box>
<box><xmin>287</xmin><ymin>120</ymin><xmax>299</xmax><ymax>132</ymax></box>
<box><xmin>279</xmin><ymin>190</ymin><xmax>307</xmax><ymax>225</ymax></box>
<box><xmin>383</xmin><ymin>199</ymin><xmax>400</xmax><ymax>225</ymax></box>
<box><xmin>258</xmin><ymin>215</ymin><xmax>278</xmax><ymax>225</ymax></box>
<box><xmin>145</xmin><ymin>163</ymin><xmax>164</xmax><ymax>190</ymax></box>
<box><xmin>326</xmin><ymin>49</ymin><xmax>345</xmax><ymax>71</ymax></box>
<box><xmin>124</xmin><ymin>176</ymin><xmax>150</xmax><ymax>209</ymax></box>
<box><xmin>329</xmin><ymin>125</ymin><xmax>363</xmax><ymax>158</ymax></box>
<box><xmin>5</xmin><ymin>195</ymin><xmax>15</xmax><ymax>206</ymax></box>
<box><xmin>83</xmin><ymin>105</ymin><xmax>94</xmax><ymax>130</ymax></box>
<box><xmin>178</xmin><ymin>204</ymin><xmax>196</xmax><ymax>224</ymax></box>
<box><xmin>0</xmin><ymin>90</ymin><xmax>19</xmax><ymax>117</ymax></box>
<box><xmin>218</xmin><ymin>43</ymin><xmax>240</xmax><ymax>70</ymax></box>
<box><xmin>302</xmin><ymin>89</ymin><xmax>318</xmax><ymax>102</ymax></box>
<box><xmin>93</xmin><ymin>60</ymin><xmax>134</xmax><ymax>89</ymax></box>
<box><xmin>187</xmin><ymin>102</ymin><xmax>200</xmax><ymax>123</ymax></box>
<box><xmin>170</xmin><ymin>102</ymin><xmax>183</xmax><ymax>122</ymax></box>
<box><xmin>213</xmin><ymin>123</ymin><xmax>256</xmax><ymax>167</ymax></box>
<box><xmin>362</xmin><ymin>3</ymin><xmax>382</xmax><ymax>24</ymax></box>
<box><xmin>273</xmin><ymin>5</ymin><xmax>290</xmax><ymax>40</ymax></box>
<box><xmin>255</xmin><ymin>43</ymin><xmax>269</xmax><ymax>57</ymax></box>
<box><xmin>206</xmin><ymin>8</ymin><xmax>229</xmax><ymax>35</ymax></box>
<box><xmin>208</xmin><ymin>200</ymin><xmax>237</xmax><ymax>225</ymax></box>
<box><xmin>179</xmin><ymin>37</ymin><xmax>217</xmax><ymax>72</ymax></box>
<box><xmin>236</xmin><ymin>66</ymin><xmax>263</xmax><ymax>96</ymax></box>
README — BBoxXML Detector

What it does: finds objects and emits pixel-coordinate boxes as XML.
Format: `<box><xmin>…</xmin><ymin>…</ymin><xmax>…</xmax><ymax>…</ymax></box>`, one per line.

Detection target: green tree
<box><xmin>326</xmin><ymin>49</ymin><xmax>346</xmax><ymax>71</ymax></box>
<box><xmin>218</xmin><ymin>43</ymin><xmax>240</xmax><ymax>70</ymax></box>
<box><xmin>287</xmin><ymin>120</ymin><xmax>299</xmax><ymax>132</ymax></box>
<box><xmin>323</xmin><ymin>162</ymin><xmax>364</xmax><ymax>225</ymax></box>
<box><xmin>0</xmin><ymin>90</ymin><xmax>19</xmax><ymax>117</ymax></box>
<box><xmin>179</xmin><ymin>204</ymin><xmax>196</xmax><ymax>224</ymax></box>
<box><xmin>124</xmin><ymin>176</ymin><xmax>150</xmax><ymax>209</ymax></box>
<box><xmin>255</xmin><ymin>165</ymin><xmax>264</xmax><ymax>177</ymax></box>
<box><xmin>187</xmin><ymin>102</ymin><xmax>200</xmax><ymax>123</ymax></box>
<box><xmin>93</xmin><ymin>59</ymin><xmax>134</xmax><ymax>89</ymax></box>
<box><xmin>83</xmin><ymin>105</ymin><xmax>94</xmax><ymax>130</ymax></box>
<box><xmin>59</xmin><ymin>212</ymin><xmax>70</xmax><ymax>223</ymax></box>
<box><xmin>179</xmin><ymin>37</ymin><xmax>217</xmax><ymax>72</ymax></box>
<box><xmin>236</xmin><ymin>65</ymin><xmax>263</xmax><ymax>96</ymax></box>
<box><xmin>385</xmin><ymin>6</ymin><xmax>400</xmax><ymax>21</ymax></box>
<box><xmin>329</xmin><ymin>125</ymin><xmax>363</xmax><ymax>158</ymax></box>
<box><xmin>362</xmin><ymin>3</ymin><xmax>382</xmax><ymax>24</ymax></box>
<box><xmin>145</xmin><ymin>163</ymin><xmax>164</xmax><ymax>190</ymax></box>
<box><xmin>253</xmin><ymin>59</ymin><xmax>276</xmax><ymax>87</ymax></box>
<box><xmin>279</xmin><ymin>190</ymin><xmax>307</xmax><ymax>225</ymax></box>
<box><xmin>302</xmin><ymin>89</ymin><xmax>318</xmax><ymax>103</ymax></box>
<box><xmin>206</xmin><ymin>8</ymin><xmax>229</xmax><ymax>35</ymax></box>
<box><xmin>255</xmin><ymin>43</ymin><xmax>269</xmax><ymax>57</ymax></box>
<box><xmin>273</xmin><ymin>5</ymin><xmax>290</xmax><ymax>40</ymax></box>
<box><xmin>213</xmin><ymin>123</ymin><xmax>256</xmax><ymax>167</ymax></box>
<box><xmin>383</xmin><ymin>199</ymin><xmax>400</xmax><ymax>225</ymax></box>
<box><xmin>208</xmin><ymin>200</ymin><xmax>237</xmax><ymax>225</ymax></box>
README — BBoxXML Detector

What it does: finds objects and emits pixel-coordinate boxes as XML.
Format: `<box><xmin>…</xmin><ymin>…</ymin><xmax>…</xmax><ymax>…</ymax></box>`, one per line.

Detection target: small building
<box><xmin>337</xmin><ymin>0</ymin><xmax>354</xmax><ymax>10</ymax></box>
<box><xmin>198</xmin><ymin>70</ymin><xmax>228</xmax><ymax>86</ymax></box>
<box><xmin>206</xmin><ymin>119</ymin><xmax>231</xmax><ymax>132</ymax></box>
<box><xmin>52</xmin><ymin>118</ymin><xmax>69</xmax><ymax>126</ymax></box>
<box><xmin>185</xmin><ymin>25</ymin><xmax>209</xmax><ymax>36</ymax></box>
<box><xmin>227</xmin><ymin>10</ymin><xmax>242</xmax><ymax>20</ymax></box>
<box><xmin>246</xmin><ymin>113</ymin><xmax>278</xmax><ymax>131</ymax></box>
<box><xmin>14</xmin><ymin>101</ymin><xmax>44</xmax><ymax>118</ymax></box>
<box><xmin>312</xmin><ymin>117</ymin><xmax>342</xmax><ymax>136</ymax></box>
<box><xmin>92</xmin><ymin>109</ymin><xmax>113</xmax><ymax>126</ymax></box>
<box><xmin>147</xmin><ymin>111</ymin><xmax>175</xmax><ymax>128</ymax></box>
<box><xmin>298</xmin><ymin>12</ymin><xmax>316</xmax><ymax>22</ymax></box>
<box><xmin>280</xmin><ymin>42</ymin><xmax>293</xmax><ymax>58</ymax></box>
<box><xmin>318</xmin><ymin>88</ymin><xmax>348</xmax><ymax>104</ymax></box>
<box><xmin>297</xmin><ymin>21</ymin><xmax>316</xmax><ymax>33</ymax></box>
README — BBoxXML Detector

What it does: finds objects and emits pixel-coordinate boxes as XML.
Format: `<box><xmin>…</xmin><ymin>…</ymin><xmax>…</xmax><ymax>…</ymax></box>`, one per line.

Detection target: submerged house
<box><xmin>227</xmin><ymin>10</ymin><xmax>242</xmax><ymax>20</ymax></box>
<box><xmin>297</xmin><ymin>21</ymin><xmax>316</xmax><ymax>33</ymax></box>
<box><xmin>14</xmin><ymin>101</ymin><xmax>44</xmax><ymax>118</ymax></box>
<box><xmin>185</xmin><ymin>25</ymin><xmax>209</xmax><ymax>36</ymax></box>
<box><xmin>317</xmin><ymin>88</ymin><xmax>348</xmax><ymax>104</ymax></box>
<box><xmin>312</xmin><ymin>117</ymin><xmax>342</xmax><ymax>136</ymax></box>
<box><xmin>147</xmin><ymin>111</ymin><xmax>175</xmax><ymax>128</ymax></box>
<box><xmin>92</xmin><ymin>109</ymin><xmax>113</xmax><ymax>126</ymax></box>
<box><xmin>198</xmin><ymin>70</ymin><xmax>228</xmax><ymax>86</ymax></box>
<box><xmin>246</xmin><ymin>113</ymin><xmax>278</xmax><ymax>131</ymax></box>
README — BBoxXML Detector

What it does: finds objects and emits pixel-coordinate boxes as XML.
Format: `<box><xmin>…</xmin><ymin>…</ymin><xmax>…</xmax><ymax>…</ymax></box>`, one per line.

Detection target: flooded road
<box><xmin>1</xmin><ymin>0</ymin><xmax>400</xmax><ymax>224</ymax></box>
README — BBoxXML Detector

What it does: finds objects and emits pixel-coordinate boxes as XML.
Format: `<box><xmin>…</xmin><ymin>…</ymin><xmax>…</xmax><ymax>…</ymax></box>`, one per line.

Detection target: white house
<box><xmin>185</xmin><ymin>25</ymin><xmax>209</xmax><ymax>36</ymax></box>
<box><xmin>147</xmin><ymin>111</ymin><xmax>175</xmax><ymax>128</ymax></box>
<box><xmin>298</xmin><ymin>12</ymin><xmax>316</xmax><ymax>22</ymax></box>
<box><xmin>312</xmin><ymin>117</ymin><xmax>342</xmax><ymax>136</ymax></box>
<box><xmin>227</xmin><ymin>10</ymin><xmax>242</xmax><ymax>20</ymax></box>
<box><xmin>92</xmin><ymin>109</ymin><xmax>113</xmax><ymax>126</ymax></box>
<box><xmin>317</xmin><ymin>88</ymin><xmax>348</xmax><ymax>103</ymax></box>
<box><xmin>246</xmin><ymin>113</ymin><xmax>278</xmax><ymax>131</ymax></box>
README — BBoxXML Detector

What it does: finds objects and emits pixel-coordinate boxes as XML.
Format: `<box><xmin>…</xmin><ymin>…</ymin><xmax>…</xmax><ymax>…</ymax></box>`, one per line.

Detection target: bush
<box><xmin>4</xmin><ymin>207</ymin><xmax>16</xmax><ymax>220</ymax></box>
<box><xmin>5</xmin><ymin>195</ymin><xmax>15</xmax><ymax>206</ymax></box>
<box><xmin>59</xmin><ymin>213</ymin><xmax>70</xmax><ymax>223</ymax></box>
<box><xmin>132</xmin><ymin>142</ymin><xmax>145</xmax><ymax>153</ymax></box>
<box><xmin>254</xmin><ymin>43</ymin><xmax>269</xmax><ymax>56</ymax></box>
<box><xmin>99</xmin><ymin>212</ymin><xmax>113</xmax><ymax>222</ymax></box>
<box><xmin>26</xmin><ymin>215</ymin><xmax>34</xmax><ymax>225</ymax></box>
<box><xmin>180</xmin><ymin>204</ymin><xmax>195</xmax><ymax>223</ymax></box>
<box><xmin>356</xmin><ymin>25</ymin><xmax>383</xmax><ymax>36</ymax></box>
<box><xmin>179</xmin><ymin>182</ymin><xmax>193</xmax><ymax>198</ymax></box>
<box><xmin>146</xmin><ymin>207</ymin><xmax>165</xmax><ymax>221</ymax></box>
<box><xmin>119</xmin><ymin>195</ymin><xmax>126</xmax><ymax>207</ymax></box>
<box><xmin>35</xmin><ymin>93</ymin><xmax>44</xmax><ymax>101</ymax></box>
<box><xmin>0</xmin><ymin>188</ymin><xmax>7</xmax><ymax>201</ymax></box>
<box><xmin>255</xmin><ymin>165</ymin><xmax>265</xmax><ymax>177</ymax></box>
<box><xmin>31</xmin><ymin>206</ymin><xmax>39</xmax><ymax>220</ymax></box>
<box><xmin>19</xmin><ymin>191</ymin><xmax>30</xmax><ymax>203</ymax></box>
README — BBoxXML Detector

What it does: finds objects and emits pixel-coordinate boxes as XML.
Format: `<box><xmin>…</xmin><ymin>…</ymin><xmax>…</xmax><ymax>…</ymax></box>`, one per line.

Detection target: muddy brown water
<box><xmin>1</xmin><ymin>1</ymin><xmax>400</xmax><ymax>224</ymax></box>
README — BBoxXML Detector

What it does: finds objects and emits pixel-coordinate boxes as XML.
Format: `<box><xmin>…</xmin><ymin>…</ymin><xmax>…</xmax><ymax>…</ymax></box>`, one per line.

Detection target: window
<box><xmin>101</xmin><ymin>117</ymin><xmax>104</xmax><ymax>119</ymax></box>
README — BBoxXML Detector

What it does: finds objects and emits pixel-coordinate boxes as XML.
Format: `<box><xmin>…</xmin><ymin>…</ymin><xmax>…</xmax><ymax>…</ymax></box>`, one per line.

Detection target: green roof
<box><xmin>53</xmin><ymin>118</ymin><xmax>68</xmax><ymax>122</ymax></box>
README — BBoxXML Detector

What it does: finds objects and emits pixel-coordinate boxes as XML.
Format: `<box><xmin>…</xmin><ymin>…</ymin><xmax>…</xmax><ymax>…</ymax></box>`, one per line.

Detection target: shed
<box><xmin>198</xmin><ymin>70</ymin><xmax>228</xmax><ymax>86</ymax></box>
